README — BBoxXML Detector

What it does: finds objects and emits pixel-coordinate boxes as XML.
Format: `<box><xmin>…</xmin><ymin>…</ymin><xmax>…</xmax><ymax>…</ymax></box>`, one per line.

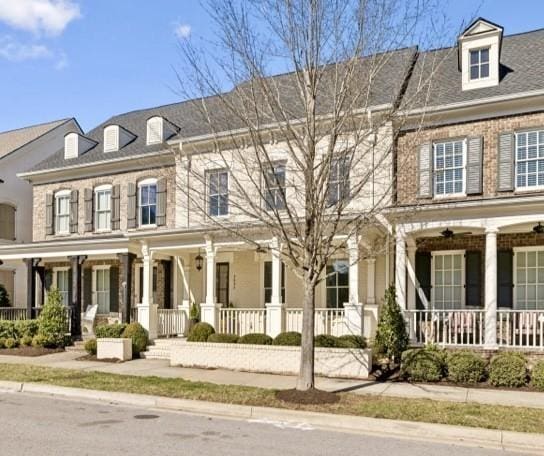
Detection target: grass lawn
<box><xmin>0</xmin><ymin>363</ymin><xmax>542</xmax><ymax>434</ymax></box>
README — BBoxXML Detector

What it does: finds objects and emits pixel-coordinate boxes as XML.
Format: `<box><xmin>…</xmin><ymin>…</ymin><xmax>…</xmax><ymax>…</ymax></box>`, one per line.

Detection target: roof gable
<box><xmin>461</xmin><ymin>18</ymin><xmax>503</xmax><ymax>38</ymax></box>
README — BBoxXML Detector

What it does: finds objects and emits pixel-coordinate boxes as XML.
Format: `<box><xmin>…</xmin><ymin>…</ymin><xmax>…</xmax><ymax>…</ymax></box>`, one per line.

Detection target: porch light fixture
<box><xmin>195</xmin><ymin>253</ymin><xmax>203</xmax><ymax>271</ymax></box>
<box><xmin>533</xmin><ymin>223</ymin><xmax>544</xmax><ymax>234</ymax></box>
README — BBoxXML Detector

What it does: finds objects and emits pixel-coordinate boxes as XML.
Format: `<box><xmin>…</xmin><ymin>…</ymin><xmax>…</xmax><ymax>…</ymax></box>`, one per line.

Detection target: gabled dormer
<box><xmin>458</xmin><ymin>18</ymin><xmax>503</xmax><ymax>91</ymax></box>
<box><xmin>146</xmin><ymin>116</ymin><xmax>179</xmax><ymax>145</ymax></box>
<box><xmin>64</xmin><ymin>132</ymin><xmax>97</xmax><ymax>159</ymax></box>
<box><xmin>103</xmin><ymin>124</ymin><xmax>136</xmax><ymax>152</ymax></box>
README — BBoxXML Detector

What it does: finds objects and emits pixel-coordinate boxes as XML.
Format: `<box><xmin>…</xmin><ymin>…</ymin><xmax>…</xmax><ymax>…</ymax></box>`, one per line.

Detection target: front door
<box><xmin>216</xmin><ymin>263</ymin><xmax>229</xmax><ymax>306</ymax></box>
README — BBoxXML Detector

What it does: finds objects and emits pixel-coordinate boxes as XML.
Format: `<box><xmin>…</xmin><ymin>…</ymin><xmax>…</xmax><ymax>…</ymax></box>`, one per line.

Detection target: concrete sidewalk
<box><xmin>0</xmin><ymin>351</ymin><xmax>542</xmax><ymax>409</ymax></box>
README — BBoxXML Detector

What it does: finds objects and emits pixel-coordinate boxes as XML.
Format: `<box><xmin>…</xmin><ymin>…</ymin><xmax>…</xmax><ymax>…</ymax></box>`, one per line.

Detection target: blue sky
<box><xmin>0</xmin><ymin>0</ymin><xmax>543</xmax><ymax>133</ymax></box>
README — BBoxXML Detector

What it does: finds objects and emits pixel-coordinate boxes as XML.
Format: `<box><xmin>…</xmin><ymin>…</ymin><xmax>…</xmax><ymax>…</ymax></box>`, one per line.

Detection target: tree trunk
<box><xmin>296</xmin><ymin>277</ymin><xmax>316</xmax><ymax>390</ymax></box>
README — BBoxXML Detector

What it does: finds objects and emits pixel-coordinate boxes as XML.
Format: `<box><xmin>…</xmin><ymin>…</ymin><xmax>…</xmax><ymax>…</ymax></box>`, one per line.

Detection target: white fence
<box><xmin>0</xmin><ymin>307</ymin><xmax>27</xmax><ymax>320</ymax></box>
<box><xmin>498</xmin><ymin>310</ymin><xmax>544</xmax><ymax>349</ymax></box>
<box><xmin>405</xmin><ymin>309</ymin><xmax>486</xmax><ymax>347</ymax></box>
<box><xmin>285</xmin><ymin>308</ymin><xmax>349</xmax><ymax>337</ymax></box>
<box><xmin>158</xmin><ymin>309</ymin><xmax>187</xmax><ymax>337</ymax></box>
<box><xmin>218</xmin><ymin>308</ymin><xmax>266</xmax><ymax>336</ymax></box>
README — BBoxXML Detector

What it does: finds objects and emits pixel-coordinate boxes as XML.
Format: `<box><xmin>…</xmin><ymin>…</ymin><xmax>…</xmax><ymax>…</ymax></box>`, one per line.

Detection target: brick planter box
<box><xmin>170</xmin><ymin>342</ymin><xmax>371</xmax><ymax>379</ymax></box>
<box><xmin>97</xmin><ymin>338</ymin><xmax>132</xmax><ymax>361</ymax></box>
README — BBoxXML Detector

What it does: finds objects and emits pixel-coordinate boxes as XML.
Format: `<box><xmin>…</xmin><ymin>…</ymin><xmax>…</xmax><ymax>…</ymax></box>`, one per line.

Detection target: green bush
<box><xmin>374</xmin><ymin>286</ymin><xmax>409</xmax><ymax>362</ymax></box>
<box><xmin>0</xmin><ymin>337</ymin><xmax>5</xmax><ymax>349</ymax></box>
<box><xmin>187</xmin><ymin>322</ymin><xmax>215</xmax><ymax>342</ymax></box>
<box><xmin>15</xmin><ymin>320</ymin><xmax>39</xmax><ymax>339</ymax></box>
<box><xmin>447</xmin><ymin>351</ymin><xmax>487</xmax><ymax>384</ymax></box>
<box><xmin>273</xmin><ymin>331</ymin><xmax>301</xmax><ymax>346</ymax></box>
<box><xmin>0</xmin><ymin>284</ymin><xmax>10</xmax><ymax>307</ymax></box>
<box><xmin>337</xmin><ymin>334</ymin><xmax>367</xmax><ymax>349</ymax></box>
<box><xmin>237</xmin><ymin>333</ymin><xmax>273</xmax><ymax>345</ymax></box>
<box><xmin>95</xmin><ymin>323</ymin><xmax>127</xmax><ymax>339</ymax></box>
<box><xmin>20</xmin><ymin>335</ymin><xmax>33</xmax><ymax>347</ymax></box>
<box><xmin>314</xmin><ymin>334</ymin><xmax>339</xmax><ymax>348</ymax></box>
<box><xmin>0</xmin><ymin>321</ymin><xmax>17</xmax><ymax>339</ymax></box>
<box><xmin>37</xmin><ymin>288</ymin><xmax>68</xmax><ymax>348</ymax></box>
<box><xmin>84</xmin><ymin>338</ymin><xmax>97</xmax><ymax>356</ymax></box>
<box><xmin>122</xmin><ymin>322</ymin><xmax>149</xmax><ymax>355</ymax></box>
<box><xmin>31</xmin><ymin>334</ymin><xmax>48</xmax><ymax>348</ymax></box>
<box><xmin>4</xmin><ymin>337</ymin><xmax>17</xmax><ymax>349</ymax></box>
<box><xmin>489</xmin><ymin>352</ymin><xmax>528</xmax><ymax>388</ymax></box>
<box><xmin>531</xmin><ymin>361</ymin><xmax>544</xmax><ymax>391</ymax></box>
<box><xmin>207</xmin><ymin>333</ymin><xmax>239</xmax><ymax>344</ymax></box>
<box><xmin>401</xmin><ymin>345</ymin><xmax>446</xmax><ymax>382</ymax></box>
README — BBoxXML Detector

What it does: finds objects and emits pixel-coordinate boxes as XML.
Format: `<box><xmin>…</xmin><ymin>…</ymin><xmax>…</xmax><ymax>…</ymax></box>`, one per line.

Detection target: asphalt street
<box><xmin>0</xmin><ymin>393</ymin><xmax>533</xmax><ymax>455</ymax></box>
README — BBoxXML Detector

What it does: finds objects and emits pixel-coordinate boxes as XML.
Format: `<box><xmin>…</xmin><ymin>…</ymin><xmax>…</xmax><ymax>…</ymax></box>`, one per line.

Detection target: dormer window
<box><xmin>147</xmin><ymin>117</ymin><xmax>163</xmax><ymax>145</ymax></box>
<box><xmin>470</xmin><ymin>48</ymin><xmax>490</xmax><ymax>80</ymax></box>
<box><xmin>64</xmin><ymin>132</ymin><xmax>97</xmax><ymax>159</ymax></box>
<box><xmin>104</xmin><ymin>126</ymin><xmax>119</xmax><ymax>152</ymax></box>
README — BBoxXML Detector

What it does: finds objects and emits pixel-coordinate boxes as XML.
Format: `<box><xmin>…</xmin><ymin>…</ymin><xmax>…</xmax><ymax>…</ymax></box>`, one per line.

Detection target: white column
<box><xmin>395</xmin><ymin>230</ymin><xmax>407</xmax><ymax>310</ymax></box>
<box><xmin>406</xmin><ymin>245</ymin><xmax>417</xmax><ymax>310</ymax></box>
<box><xmin>344</xmin><ymin>235</ymin><xmax>363</xmax><ymax>335</ymax></box>
<box><xmin>365</xmin><ymin>258</ymin><xmax>376</xmax><ymax>305</ymax></box>
<box><xmin>200</xmin><ymin>238</ymin><xmax>219</xmax><ymax>329</ymax></box>
<box><xmin>266</xmin><ymin>237</ymin><xmax>284</xmax><ymax>337</ymax></box>
<box><xmin>176</xmin><ymin>256</ymin><xmax>191</xmax><ymax>335</ymax></box>
<box><xmin>137</xmin><ymin>242</ymin><xmax>158</xmax><ymax>340</ymax></box>
<box><xmin>364</xmin><ymin>257</ymin><xmax>379</xmax><ymax>339</ymax></box>
<box><xmin>485</xmin><ymin>228</ymin><xmax>499</xmax><ymax>350</ymax></box>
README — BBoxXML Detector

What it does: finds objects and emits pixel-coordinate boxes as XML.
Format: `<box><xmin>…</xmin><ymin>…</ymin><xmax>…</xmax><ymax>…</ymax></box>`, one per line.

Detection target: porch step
<box><xmin>141</xmin><ymin>338</ymin><xmax>185</xmax><ymax>360</ymax></box>
<box><xmin>66</xmin><ymin>341</ymin><xmax>86</xmax><ymax>352</ymax></box>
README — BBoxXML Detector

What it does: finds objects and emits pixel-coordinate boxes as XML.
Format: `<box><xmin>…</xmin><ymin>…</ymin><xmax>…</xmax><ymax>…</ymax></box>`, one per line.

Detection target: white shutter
<box><xmin>104</xmin><ymin>126</ymin><xmax>119</xmax><ymax>152</ymax></box>
<box><xmin>64</xmin><ymin>133</ymin><xmax>78</xmax><ymax>159</ymax></box>
<box><xmin>147</xmin><ymin>117</ymin><xmax>163</xmax><ymax>144</ymax></box>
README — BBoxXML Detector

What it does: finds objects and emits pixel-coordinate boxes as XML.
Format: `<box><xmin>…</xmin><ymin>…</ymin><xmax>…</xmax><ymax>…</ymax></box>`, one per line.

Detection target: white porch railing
<box><xmin>405</xmin><ymin>309</ymin><xmax>486</xmax><ymax>347</ymax></box>
<box><xmin>158</xmin><ymin>309</ymin><xmax>187</xmax><ymax>337</ymax></box>
<box><xmin>0</xmin><ymin>307</ymin><xmax>27</xmax><ymax>320</ymax></box>
<box><xmin>218</xmin><ymin>308</ymin><xmax>266</xmax><ymax>336</ymax></box>
<box><xmin>498</xmin><ymin>310</ymin><xmax>544</xmax><ymax>349</ymax></box>
<box><xmin>285</xmin><ymin>308</ymin><xmax>349</xmax><ymax>337</ymax></box>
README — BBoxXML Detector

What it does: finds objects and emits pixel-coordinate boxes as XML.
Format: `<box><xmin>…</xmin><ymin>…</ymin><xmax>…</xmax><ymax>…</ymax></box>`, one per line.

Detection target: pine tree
<box><xmin>374</xmin><ymin>286</ymin><xmax>409</xmax><ymax>363</ymax></box>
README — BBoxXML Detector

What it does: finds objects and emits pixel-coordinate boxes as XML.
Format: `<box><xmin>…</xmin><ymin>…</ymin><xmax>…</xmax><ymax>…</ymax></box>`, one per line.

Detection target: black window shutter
<box><xmin>70</xmin><ymin>190</ymin><xmax>79</xmax><ymax>234</ymax></box>
<box><xmin>84</xmin><ymin>188</ymin><xmax>93</xmax><ymax>232</ymax></box>
<box><xmin>415</xmin><ymin>251</ymin><xmax>432</xmax><ymax>309</ymax></box>
<box><xmin>83</xmin><ymin>268</ymin><xmax>93</xmax><ymax>311</ymax></box>
<box><xmin>156</xmin><ymin>177</ymin><xmax>167</xmax><ymax>226</ymax></box>
<box><xmin>44</xmin><ymin>269</ymin><xmax>53</xmax><ymax>292</ymax></box>
<box><xmin>127</xmin><ymin>183</ymin><xmax>137</xmax><ymax>229</ymax></box>
<box><xmin>497</xmin><ymin>250</ymin><xmax>513</xmax><ymax>308</ymax></box>
<box><xmin>110</xmin><ymin>266</ymin><xmax>119</xmax><ymax>313</ymax></box>
<box><xmin>45</xmin><ymin>193</ymin><xmax>54</xmax><ymax>235</ymax></box>
<box><xmin>465</xmin><ymin>251</ymin><xmax>482</xmax><ymax>307</ymax></box>
<box><xmin>111</xmin><ymin>184</ymin><xmax>121</xmax><ymax>231</ymax></box>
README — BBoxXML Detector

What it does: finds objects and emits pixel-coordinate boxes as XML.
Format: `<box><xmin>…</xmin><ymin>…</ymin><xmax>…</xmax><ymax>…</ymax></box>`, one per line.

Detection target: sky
<box><xmin>0</xmin><ymin>0</ymin><xmax>543</xmax><ymax>133</ymax></box>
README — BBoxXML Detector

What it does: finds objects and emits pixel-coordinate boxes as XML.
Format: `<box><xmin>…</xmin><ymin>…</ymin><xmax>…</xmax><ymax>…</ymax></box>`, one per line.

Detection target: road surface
<box><xmin>0</xmin><ymin>393</ymin><xmax>533</xmax><ymax>455</ymax></box>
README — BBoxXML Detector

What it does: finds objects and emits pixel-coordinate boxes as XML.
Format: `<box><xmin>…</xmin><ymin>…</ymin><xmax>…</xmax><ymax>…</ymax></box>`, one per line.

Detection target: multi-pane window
<box><xmin>55</xmin><ymin>192</ymin><xmax>70</xmax><ymax>234</ymax></box>
<box><xmin>54</xmin><ymin>269</ymin><xmax>70</xmax><ymax>306</ymax></box>
<box><xmin>264</xmin><ymin>162</ymin><xmax>286</xmax><ymax>211</ymax></box>
<box><xmin>326</xmin><ymin>259</ymin><xmax>349</xmax><ymax>308</ymax></box>
<box><xmin>0</xmin><ymin>204</ymin><xmax>15</xmax><ymax>241</ymax></box>
<box><xmin>208</xmin><ymin>170</ymin><xmax>229</xmax><ymax>216</ymax></box>
<box><xmin>434</xmin><ymin>140</ymin><xmax>465</xmax><ymax>196</ymax></box>
<box><xmin>515</xmin><ymin>130</ymin><xmax>544</xmax><ymax>189</ymax></box>
<box><xmin>469</xmin><ymin>48</ymin><xmax>490</xmax><ymax>80</ymax></box>
<box><xmin>94</xmin><ymin>267</ymin><xmax>110</xmax><ymax>314</ymax></box>
<box><xmin>94</xmin><ymin>187</ymin><xmax>112</xmax><ymax>231</ymax></box>
<box><xmin>264</xmin><ymin>261</ymin><xmax>285</xmax><ymax>303</ymax></box>
<box><xmin>432</xmin><ymin>252</ymin><xmax>464</xmax><ymax>310</ymax></box>
<box><xmin>327</xmin><ymin>157</ymin><xmax>350</xmax><ymax>206</ymax></box>
<box><xmin>139</xmin><ymin>182</ymin><xmax>157</xmax><ymax>226</ymax></box>
<box><xmin>515</xmin><ymin>250</ymin><xmax>544</xmax><ymax>310</ymax></box>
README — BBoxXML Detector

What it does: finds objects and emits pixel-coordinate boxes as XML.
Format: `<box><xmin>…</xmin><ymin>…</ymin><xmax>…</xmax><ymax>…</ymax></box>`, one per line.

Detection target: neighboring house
<box><xmin>0</xmin><ymin>119</ymin><xmax>82</xmax><ymax>309</ymax></box>
<box><xmin>393</xmin><ymin>18</ymin><xmax>544</xmax><ymax>350</ymax></box>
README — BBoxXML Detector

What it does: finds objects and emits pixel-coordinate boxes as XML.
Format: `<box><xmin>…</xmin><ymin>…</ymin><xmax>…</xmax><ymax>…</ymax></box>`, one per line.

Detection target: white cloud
<box><xmin>174</xmin><ymin>23</ymin><xmax>191</xmax><ymax>39</ymax></box>
<box><xmin>54</xmin><ymin>51</ymin><xmax>68</xmax><ymax>69</ymax></box>
<box><xmin>0</xmin><ymin>0</ymin><xmax>80</xmax><ymax>36</ymax></box>
<box><xmin>0</xmin><ymin>35</ymin><xmax>51</xmax><ymax>61</ymax></box>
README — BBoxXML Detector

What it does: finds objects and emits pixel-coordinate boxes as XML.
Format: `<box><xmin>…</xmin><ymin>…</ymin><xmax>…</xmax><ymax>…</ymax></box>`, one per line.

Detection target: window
<box><xmin>264</xmin><ymin>261</ymin><xmax>285</xmax><ymax>303</ymax></box>
<box><xmin>327</xmin><ymin>157</ymin><xmax>350</xmax><ymax>206</ymax></box>
<box><xmin>54</xmin><ymin>269</ymin><xmax>70</xmax><ymax>306</ymax></box>
<box><xmin>55</xmin><ymin>191</ymin><xmax>71</xmax><ymax>234</ymax></box>
<box><xmin>264</xmin><ymin>162</ymin><xmax>286</xmax><ymax>211</ymax></box>
<box><xmin>94</xmin><ymin>186</ymin><xmax>112</xmax><ymax>231</ymax></box>
<box><xmin>94</xmin><ymin>267</ymin><xmax>110</xmax><ymax>314</ymax></box>
<box><xmin>469</xmin><ymin>48</ymin><xmax>490</xmax><ymax>80</ymax></box>
<box><xmin>432</xmin><ymin>251</ymin><xmax>464</xmax><ymax>310</ymax></box>
<box><xmin>434</xmin><ymin>140</ymin><xmax>465</xmax><ymax>197</ymax></box>
<box><xmin>0</xmin><ymin>204</ymin><xmax>15</xmax><ymax>241</ymax></box>
<box><xmin>515</xmin><ymin>250</ymin><xmax>544</xmax><ymax>310</ymax></box>
<box><xmin>326</xmin><ymin>259</ymin><xmax>349</xmax><ymax>308</ymax></box>
<box><xmin>138</xmin><ymin>180</ymin><xmax>157</xmax><ymax>226</ymax></box>
<box><xmin>103</xmin><ymin>126</ymin><xmax>119</xmax><ymax>152</ymax></box>
<box><xmin>208</xmin><ymin>170</ymin><xmax>229</xmax><ymax>216</ymax></box>
<box><xmin>147</xmin><ymin>117</ymin><xmax>163</xmax><ymax>145</ymax></box>
<box><xmin>515</xmin><ymin>130</ymin><xmax>544</xmax><ymax>189</ymax></box>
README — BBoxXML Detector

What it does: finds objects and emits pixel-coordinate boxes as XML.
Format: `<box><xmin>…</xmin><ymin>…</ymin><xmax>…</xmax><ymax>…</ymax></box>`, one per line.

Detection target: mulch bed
<box><xmin>0</xmin><ymin>347</ymin><xmax>64</xmax><ymax>357</ymax></box>
<box><xmin>276</xmin><ymin>388</ymin><xmax>340</xmax><ymax>404</ymax></box>
<box><xmin>76</xmin><ymin>354</ymin><xmax>124</xmax><ymax>363</ymax></box>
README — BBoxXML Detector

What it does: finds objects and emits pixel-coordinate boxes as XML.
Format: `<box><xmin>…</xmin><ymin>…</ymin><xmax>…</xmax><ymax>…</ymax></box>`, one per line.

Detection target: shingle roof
<box><xmin>27</xmin><ymin>47</ymin><xmax>417</xmax><ymax>173</ymax></box>
<box><xmin>0</xmin><ymin>119</ymin><xmax>71</xmax><ymax>160</ymax></box>
<box><xmin>402</xmin><ymin>28</ymin><xmax>544</xmax><ymax>110</ymax></box>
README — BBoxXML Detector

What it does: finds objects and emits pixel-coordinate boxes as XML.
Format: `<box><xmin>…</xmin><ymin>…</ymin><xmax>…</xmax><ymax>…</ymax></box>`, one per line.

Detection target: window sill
<box><xmin>432</xmin><ymin>193</ymin><xmax>467</xmax><ymax>201</ymax></box>
<box><xmin>94</xmin><ymin>229</ymin><xmax>112</xmax><ymax>234</ymax></box>
<box><xmin>137</xmin><ymin>224</ymin><xmax>158</xmax><ymax>230</ymax></box>
<box><xmin>514</xmin><ymin>187</ymin><xmax>544</xmax><ymax>194</ymax></box>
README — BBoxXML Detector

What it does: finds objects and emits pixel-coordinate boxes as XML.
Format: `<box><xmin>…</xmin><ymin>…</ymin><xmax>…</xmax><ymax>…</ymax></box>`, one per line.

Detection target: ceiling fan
<box><xmin>440</xmin><ymin>228</ymin><xmax>473</xmax><ymax>239</ymax></box>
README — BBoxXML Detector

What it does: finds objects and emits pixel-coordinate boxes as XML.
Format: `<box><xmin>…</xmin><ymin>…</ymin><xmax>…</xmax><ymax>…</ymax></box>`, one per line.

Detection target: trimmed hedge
<box><xmin>447</xmin><ymin>351</ymin><xmax>487</xmax><ymax>384</ymax></box>
<box><xmin>84</xmin><ymin>338</ymin><xmax>97</xmax><ymax>356</ymax></box>
<box><xmin>489</xmin><ymin>352</ymin><xmax>528</xmax><ymax>388</ymax></box>
<box><xmin>401</xmin><ymin>346</ymin><xmax>446</xmax><ymax>382</ymax></box>
<box><xmin>37</xmin><ymin>288</ymin><xmax>68</xmax><ymax>348</ymax></box>
<box><xmin>273</xmin><ymin>332</ymin><xmax>301</xmax><ymax>346</ymax></box>
<box><xmin>0</xmin><ymin>321</ymin><xmax>17</xmax><ymax>339</ymax></box>
<box><xmin>0</xmin><ymin>337</ymin><xmax>5</xmax><ymax>349</ymax></box>
<box><xmin>337</xmin><ymin>335</ymin><xmax>367</xmax><ymax>349</ymax></box>
<box><xmin>207</xmin><ymin>333</ymin><xmax>239</xmax><ymax>344</ymax></box>
<box><xmin>237</xmin><ymin>333</ymin><xmax>273</xmax><ymax>345</ymax></box>
<box><xmin>95</xmin><ymin>323</ymin><xmax>127</xmax><ymax>339</ymax></box>
<box><xmin>4</xmin><ymin>337</ymin><xmax>17</xmax><ymax>349</ymax></box>
<box><xmin>314</xmin><ymin>334</ymin><xmax>339</xmax><ymax>348</ymax></box>
<box><xmin>531</xmin><ymin>361</ymin><xmax>544</xmax><ymax>391</ymax></box>
<box><xmin>187</xmin><ymin>322</ymin><xmax>215</xmax><ymax>342</ymax></box>
<box><xmin>122</xmin><ymin>322</ymin><xmax>149</xmax><ymax>355</ymax></box>
<box><xmin>20</xmin><ymin>335</ymin><xmax>33</xmax><ymax>347</ymax></box>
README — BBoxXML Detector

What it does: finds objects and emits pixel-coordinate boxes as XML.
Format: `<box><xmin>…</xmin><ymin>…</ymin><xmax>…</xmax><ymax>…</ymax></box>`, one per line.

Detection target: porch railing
<box><xmin>218</xmin><ymin>308</ymin><xmax>266</xmax><ymax>336</ymax></box>
<box><xmin>285</xmin><ymin>308</ymin><xmax>349</xmax><ymax>337</ymax></box>
<box><xmin>158</xmin><ymin>309</ymin><xmax>187</xmax><ymax>337</ymax></box>
<box><xmin>498</xmin><ymin>310</ymin><xmax>544</xmax><ymax>349</ymax></box>
<box><xmin>0</xmin><ymin>308</ymin><xmax>27</xmax><ymax>320</ymax></box>
<box><xmin>130</xmin><ymin>307</ymin><xmax>139</xmax><ymax>323</ymax></box>
<box><xmin>405</xmin><ymin>309</ymin><xmax>486</xmax><ymax>347</ymax></box>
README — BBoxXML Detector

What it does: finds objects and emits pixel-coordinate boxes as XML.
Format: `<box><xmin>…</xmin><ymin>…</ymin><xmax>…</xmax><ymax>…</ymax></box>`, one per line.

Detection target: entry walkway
<box><xmin>0</xmin><ymin>351</ymin><xmax>542</xmax><ymax>409</ymax></box>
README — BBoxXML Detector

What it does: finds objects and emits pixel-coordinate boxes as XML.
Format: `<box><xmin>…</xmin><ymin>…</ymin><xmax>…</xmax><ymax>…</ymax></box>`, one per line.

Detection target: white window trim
<box><xmin>103</xmin><ymin>125</ymin><xmax>119</xmax><ymax>153</ymax></box>
<box><xmin>146</xmin><ymin>117</ymin><xmax>163</xmax><ymax>145</ymax></box>
<box><xmin>468</xmin><ymin>47</ymin><xmax>491</xmax><ymax>82</ymax></box>
<box><xmin>207</xmin><ymin>169</ymin><xmax>229</xmax><ymax>218</ymax></box>
<box><xmin>263</xmin><ymin>161</ymin><xmax>287</xmax><ymax>211</ymax></box>
<box><xmin>54</xmin><ymin>190</ymin><xmax>71</xmax><ymax>235</ymax></box>
<box><xmin>92</xmin><ymin>265</ymin><xmax>111</xmax><ymax>313</ymax></box>
<box><xmin>432</xmin><ymin>139</ymin><xmax>467</xmax><ymax>199</ymax></box>
<box><xmin>322</xmin><ymin>258</ymin><xmax>349</xmax><ymax>309</ymax></box>
<box><xmin>94</xmin><ymin>184</ymin><xmax>113</xmax><ymax>232</ymax></box>
<box><xmin>138</xmin><ymin>178</ymin><xmax>158</xmax><ymax>228</ymax></box>
<box><xmin>513</xmin><ymin>246</ymin><xmax>544</xmax><ymax>310</ymax></box>
<box><xmin>52</xmin><ymin>267</ymin><xmax>71</xmax><ymax>307</ymax></box>
<box><xmin>430</xmin><ymin>250</ymin><xmax>466</xmax><ymax>310</ymax></box>
<box><xmin>514</xmin><ymin>131</ymin><xmax>544</xmax><ymax>191</ymax></box>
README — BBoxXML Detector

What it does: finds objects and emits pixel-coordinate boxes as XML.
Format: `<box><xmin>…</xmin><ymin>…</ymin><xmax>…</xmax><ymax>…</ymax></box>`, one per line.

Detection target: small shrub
<box><xmin>31</xmin><ymin>334</ymin><xmax>48</xmax><ymax>348</ymax></box>
<box><xmin>0</xmin><ymin>284</ymin><xmax>10</xmax><ymax>307</ymax></box>
<box><xmin>489</xmin><ymin>352</ymin><xmax>528</xmax><ymax>388</ymax></box>
<box><xmin>37</xmin><ymin>288</ymin><xmax>68</xmax><ymax>348</ymax></box>
<box><xmin>337</xmin><ymin>335</ymin><xmax>367</xmax><ymax>349</ymax></box>
<box><xmin>0</xmin><ymin>321</ymin><xmax>17</xmax><ymax>339</ymax></box>
<box><xmin>4</xmin><ymin>337</ymin><xmax>17</xmax><ymax>349</ymax></box>
<box><xmin>122</xmin><ymin>322</ymin><xmax>149</xmax><ymax>355</ymax></box>
<box><xmin>20</xmin><ymin>335</ymin><xmax>33</xmax><ymax>347</ymax></box>
<box><xmin>189</xmin><ymin>303</ymin><xmax>200</xmax><ymax>322</ymax></box>
<box><xmin>273</xmin><ymin>331</ymin><xmax>301</xmax><ymax>346</ymax></box>
<box><xmin>95</xmin><ymin>323</ymin><xmax>127</xmax><ymax>339</ymax></box>
<box><xmin>314</xmin><ymin>334</ymin><xmax>339</xmax><ymax>348</ymax></box>
<box><xmin>84</xmin><ymin>338</ymin><xmax>97</xmax><ymax>356</ymax></box>
<box><xmin>237</xmin><ymin>333</ymin><xmax>273</xmax><ymax>345</ymax></box>
<box><xmin>531</xmin><ymin>361</ymin><xmax>544</xmax><ymax>391</ymax></box>
<box><xmin>0</xmin><ymin>337</ymin><xmax>5</xmax><ymax>349</ymax></box>
<box><xmin>447</xmin><ymin>351</ymin><xmax>487</xmax><ymax>384</ymax></box>
<box><xmin>207</xmin><ymin>333</ymin><xmax>239</xmax><ymax>344</ymax></box>
<box><xmin>401</xmin><ymin>345</ymin><xmax>446</xmax><ymax>382</ymax></box>
<box><xmin>187</xmin><ymin>322</ymin><xmax>215</xmax><ymax>342</ymax></box>
<box><xmin>15</xmin><ymin>320</ymin><xmax>39</xmax><ymax>339</ymax></box>
<box><xmin>374</xmin><ymin>286</ymin><xmax>409</xmax><ymax>362</ymax></box>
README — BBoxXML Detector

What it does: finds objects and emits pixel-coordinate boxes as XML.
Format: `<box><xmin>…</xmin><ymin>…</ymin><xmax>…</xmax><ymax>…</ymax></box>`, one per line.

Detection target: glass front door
<box><xmin>216</xmin><ymin>263</ymin><xmax>229</xmax><ymax>306</ymax></box>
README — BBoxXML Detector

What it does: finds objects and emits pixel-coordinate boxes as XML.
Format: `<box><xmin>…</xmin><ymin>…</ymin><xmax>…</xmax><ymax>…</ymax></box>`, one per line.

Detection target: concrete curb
<box><xmin>1</xmin><ymin>380</ymin><xmax>543</xmax><ymax>453</ymax></box>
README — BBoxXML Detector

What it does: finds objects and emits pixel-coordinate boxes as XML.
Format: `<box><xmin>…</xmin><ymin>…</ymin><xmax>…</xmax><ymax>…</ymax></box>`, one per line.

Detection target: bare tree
<box><xmin>171</xmin><ymin>0</ymin><xmax>451</xmax><ymax>393</ymax></box>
